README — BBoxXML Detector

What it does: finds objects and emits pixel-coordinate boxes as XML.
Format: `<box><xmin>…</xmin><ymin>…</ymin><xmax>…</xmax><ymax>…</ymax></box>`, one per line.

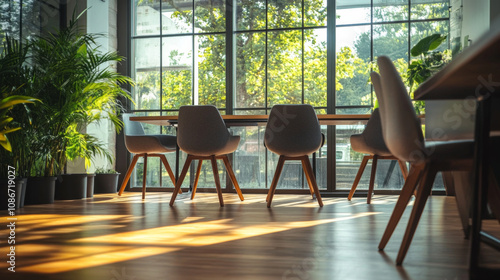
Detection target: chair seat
<box><xmin>350</xmin><ymin>134</ymin><xmax>392</xmax><ymax>156</ymax></box>
<box><xmin>125</xmin><ymin>135</ymin><xmax>177</xmax><ymax>154</ymax></box>
<box><xmin>424</xmin><ymin>140</ymin><xmax>474</xmax><ymax>170</ymax></box>
<box><xmin>266</xmin><ymin>140</ymin><xmax>322</xmax><ymax>157</ymax></box>
<box><xmin>181</xmin><ymin>135</ymin><xmax>240</xmax><ymax>156</ymax></box>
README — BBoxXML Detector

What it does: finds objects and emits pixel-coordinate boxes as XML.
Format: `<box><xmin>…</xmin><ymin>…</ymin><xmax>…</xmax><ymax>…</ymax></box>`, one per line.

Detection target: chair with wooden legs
<box><xmin>118</xmin><ymin>113</ymin><xmax>178</xmax><ymax>199</ymax></box>
<box><xmin>265</xmin><ymin>104</ymin><xmax>324</xmax><ymax>208</ymax></box>
<box><xmin>169</xmin><ymin>105</ymin><xmax>244</xmax><ymax>207</ymax></box>
<box><xmin>348</xmin><ymin>107</ymin><xmax>408</xmax><ymax>204</ymax></box>
<box><xmin>375</xmin><ymin>56</ymin><xmax>475</xmax><ymax>265</ymax></box>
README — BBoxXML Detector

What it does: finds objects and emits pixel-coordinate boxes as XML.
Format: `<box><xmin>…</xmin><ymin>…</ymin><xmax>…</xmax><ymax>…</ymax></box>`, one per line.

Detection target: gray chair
<box><xmin>265</xmin><ymin>104</ymin><xmax>324</xmax><ymax>208</ymax></box>
<box><xmin>375</xmin><ymin>56</ymin><xmax>475</xmax><ymax>265</ymax></box>
<box><xmin>118</xmin><ymin>113</ymin><xmax>178</xmax><ymax>199</ymax></box>
<box><xmin>169</xmin><ymin>105</ymin><xmax>244</xmax><ymax>207</ymax></box>
<box><xmin>347</xmin><ymin>107</ymin><xmax>408</xmax><ymax>204</ymax></box>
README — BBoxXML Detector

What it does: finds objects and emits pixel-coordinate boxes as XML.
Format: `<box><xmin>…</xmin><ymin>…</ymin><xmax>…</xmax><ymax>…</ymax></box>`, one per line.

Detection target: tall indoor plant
<box><xmin>1</xmin><ymin>11</ymin><xmax>133</xmax><ymax>202</ymax></box>
<box><xmin>27</xmin><ymin>12</ymin><xmax>133</xmax><ymax>199</ymax></box>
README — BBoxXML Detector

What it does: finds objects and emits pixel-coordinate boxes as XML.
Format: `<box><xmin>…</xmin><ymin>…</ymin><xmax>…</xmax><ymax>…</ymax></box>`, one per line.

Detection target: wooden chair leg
<box><xmin>367</xmin><ymin>155</ymin><xmax>378</xmax><ymax>204</ymax></box>
<box><xmin>142</xmin><ymin>154</ymin><xmax>148</xmax><ymax>200</ymax></box>
<box><xmin>169</xmin><ymin>155</ymin><xmax>193</xmax><ymax>206</ymax></box>
<box><xmin>191</xmin><ymin>160</ymin><xmax>203</xmax><ymax>200</ymax></box>
<box><xmin>210</xmin><ymin>155</ymin><xmax>224</xmax><ymax>207</ymax></box>
<box><xmin>159</xmin><ymin>154</ymin><xmax>181</xmax><ymax>194</ymax></box>
<box><xmin>299</xmin><ymin>157</ymin><xmax>316</xmax><ymax>198</ymax></box>
<box><xmin>267</xmin><ymin>156</ymin><xmax>286</xmax><ymax>207</ymax></box>
<box><xmin>118</xmin><ymin>154</ymin><xmax>141</xmax><ymax>196</ymax></box>
<box><xmin>222</xmin><ymin>155</ymin><xmax>244</xmax><ymax>201</ymax></box>
<box><xmin>379</xmin><ymin>164</ymin><xmax>423</xmax><ymax>250</ymax></box>
<box><xmin>348</xmin><ymin>155</ymin><xmax>370</xmax><ymax>201</ymax></box>
<box><xmin>301</xmin><ymin>155</ymin><xmax>323</xmax><ymax>207</ymax></box>
<box><xmin>396</xmin><ymin>165</ymin><xmax>437</xmax><ymax>265</ymax></box>
<box><xmin>398</xmin><ymin>160</ymin><xmax>409</xmax><ymax>180</ymax></box>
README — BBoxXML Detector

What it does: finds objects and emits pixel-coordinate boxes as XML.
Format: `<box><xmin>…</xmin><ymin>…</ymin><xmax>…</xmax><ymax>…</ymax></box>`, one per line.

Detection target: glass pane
<box><xmin>22</xmin><ymin>0</ymin><xmax>41</xmax><ymax>41</ymax></box>
<box><xmin>195</xmin><ymin>0</ymin><xmax>225</xmax><ymax>33</ymax></box>
<box><xmin>411</xmin><ymin>0</ymin><xmax>449</xmax><ymax>20</ymax></box>
<box><xmin>336</xmin><ymin>0</ymin><xmax>370</xmax><ymax>25</ymax></box>
<box><xmin>196</xmin><ymin>34</ymin><xmax>226</xmax><ymax>107</ymax></box>
<box><xmin>0</xmin><ymin>0</ymin><xmax>20</xmax><ymax>41</ymax></box>
<box><xmin>162</xmin><ymin>0</ymin><xmax>193</xmax><ymax>34</ymax></box>
<box><xmin>236</xmin><ymin>0</ymin><xmax>266</xmax><ymax>31</ymax></box>
<box><xmin>305</xmin><ymin>0</ymin><xmax>327</xmax><ymax>27</ymax></box>
<box><xmin>134</xmin><ymin>0</ymin><xmax>161</xmax><ymax>36</ymax></box>
<box><xmin>233</xmin><ymin>126</ymin><xmax>266</xmax><ymax>189</ymax></box>
<box><xmin>267</xmin><ymin>150</ymin><xmax>307</xmax><ymax>190</ymax></box>
<box><xmin>129</xmin><ymin>111</ymin><xmax>159</xmax><ymax>189</ymax></box>
<box><xmin>236</xmin><ymin>32</ymin><xmax>266</xmax><ymax>109</ymax></box>
<box><xmin>336</xmin><ymin>122</ymin><xmax>408</xmax><ymax>191</ymax></box>
<box><xmin>373</xmin><ymin>23</ymin><xmax>409</xmax><ymax>62</ymax></box>
<box><xmin>373</xmin><ymin>0</ymin><xmax>408</xmax><ymax>22</ymax></box>
<box><xmin>134</xmin><ymin>38</ymin><xmax>161</xmax><ymax>110</ymax></box>
<box><xmin>304</xmin><ymin>28</ymin><xmax>327</xmax><ymax>107</ymax></box>
<box><xmin>267</xmin><ymin>30</ymin><xmax>302</xmax><ymax>106</ymax></box>
<box><xmin>268</xmin><ymin>0</ymin><xmax>302</xmax><ymax>29</ymax></box>
<box><xmin>162</xmin><ymin>36</ymin><xmax>193</xmax><ymax>109</ymax></box>
<box><xmin>336</xmin><ymin>25</ymin><xmax>372</xmax><ymax>107</ymax></box>
<box><xmin>190</xmin><ymin>159</ymin><xmax>227</xmax><ymax>189</ymax></box>
<box><xmin>234</xmin><ymin>109</ymin><xmax>266</xmax><ymax>115</ymax></box>
<box><xmin>411</xmin><ymin>21</ymin><xmax>450</xmax><ymax>53</ymax></box>
<box><xmin>336</xmin><ymin>107</ymin><xmax>372</xmax><ymax>114</ymax></box>
<box><xmin>316</xmin><ymin>125</ymin><xmax>327</xmax><ymax>190</ymax></box>
<box><xmin>335</xmin><ymin>124</ymin><xmax>362</xmax><ymax>190</ymax></box>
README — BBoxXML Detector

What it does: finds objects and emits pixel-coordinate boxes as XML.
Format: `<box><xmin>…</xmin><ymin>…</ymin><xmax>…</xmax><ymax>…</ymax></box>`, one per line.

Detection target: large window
<box><xmin>130</xmin><ymin>0</ymin><xmax>449</xmax><ymax>192</ymax></box>
<box><xmin>0</xmin><ymin>0</ymin><xmax>45</xmax><ymax>45</ymax></box>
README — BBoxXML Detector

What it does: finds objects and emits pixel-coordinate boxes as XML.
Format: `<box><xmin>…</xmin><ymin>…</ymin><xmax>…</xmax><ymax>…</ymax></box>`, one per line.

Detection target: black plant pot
<box><xmin>25</xmin><ymin>177</ymin><xmax>56</xmax><ymax>205</ymax></box>
<box><xmin>87</xmin><ymin>174</ymin><xmax>95</xmax><ymax>198</ymax></box>
<box><xmin>0</xmin><ymin>179</ymin><xmax>25</xmax><ymax>210</ymax></box>
<box><xmin>55</xmin><ymin>174</ymin><xmax>88</xmax><ymax>200</ymax></box>
<box><xmin>94</xmin><ymin>173</ymin><xmax>120</xmax><ymax>194</ymax></box>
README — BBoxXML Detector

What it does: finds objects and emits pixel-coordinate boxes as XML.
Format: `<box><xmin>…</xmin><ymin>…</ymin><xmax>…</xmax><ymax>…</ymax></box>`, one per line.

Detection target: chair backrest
<box><xmin>264</xmin><ymin>104</ymin><xmax>322</xmax><ymax>156</ymax></box>
<box><xmin>361</xmin><ymin>108</ymin><xmax>389</xmax><ymax>152</ymax></box>
<box><xmin>177</xmin><ymin>105</ymin><xmax>230</xmax><ymax>155</ymax></box>
<box><xmin>376</xmin><ymin>56</ymin><xmax>427</xmax><ymax>163</ymax></box>
<box><xmin>122</xmin><ymin>113</ymin><xmax>145</xmax><ymax>136</ymax></box>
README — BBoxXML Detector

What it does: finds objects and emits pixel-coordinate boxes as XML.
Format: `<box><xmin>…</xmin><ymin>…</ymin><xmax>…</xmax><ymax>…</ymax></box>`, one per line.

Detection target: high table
<box><xmin>414</xmin><ymin>20</ymin><xmax>500</xmax><ymax>279</ymax></box>
<box><xmin>130</xmin><ymin>114</ymin><xmax>370</xmax><ymax>126</ymax></box>
<box><xmin>130</xmin><ymin>113</ymin><xmax>371</xmax><ymax>190</ymax></box>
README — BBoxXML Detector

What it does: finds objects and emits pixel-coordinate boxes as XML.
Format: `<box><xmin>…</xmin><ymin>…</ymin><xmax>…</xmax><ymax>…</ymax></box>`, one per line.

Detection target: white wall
<box><xmin>67</xmin><ymin>0</ymin><xmax>119</xmax><ymax>173</ymax></box>
<box><xmin>462</xmin><ymin>0</ymin><xmax>490</xmax><ymax>43</ymax></box>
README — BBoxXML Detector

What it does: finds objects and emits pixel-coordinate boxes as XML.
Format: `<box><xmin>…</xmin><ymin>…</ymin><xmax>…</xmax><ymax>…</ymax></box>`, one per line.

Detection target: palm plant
<box><xmin>0</xmin><ymin>37</ymin><xmax>41</xmax><ymax>177</ymax></box>
<box><xmin>0</xmin><ymin>95</ymin><xmax>39</xmax><ymax>152</ymax></box>
<box><xmin>26</xmin><ymin>12</ymin><xmax>133</xmax><ymax>176</ymax></box>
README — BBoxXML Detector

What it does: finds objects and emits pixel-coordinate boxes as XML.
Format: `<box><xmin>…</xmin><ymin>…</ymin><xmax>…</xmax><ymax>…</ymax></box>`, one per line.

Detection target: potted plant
<box><xmin>0</xmin><ymin>95</ymin><xmax>39</xmax><ymax>209</ymax></box>
<box><xmin>94</xmin><ymin>167</ymin><xmax>120</xmax><ymax>194</ymax></box>
<box><xmin>25</xmin><ymin>11</ymin><xmax>132</xmax><ymax>200</ymax></box>
<box><xmin>407</xmin><ymin>34</ymin><xmax>451</xmax><ymax>114</ymax></box>
<box><xmin>0</xmin><ymin>38</ymin><xmax>44</xmax><ymax>207</ymax></box>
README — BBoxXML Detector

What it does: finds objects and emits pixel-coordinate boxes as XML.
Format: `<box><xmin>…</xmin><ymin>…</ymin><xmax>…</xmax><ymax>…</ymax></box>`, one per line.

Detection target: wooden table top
<box><xmin>130</xmin><ymin>114</ymin><xmax>371</xmax><ymax>126</ymax></box>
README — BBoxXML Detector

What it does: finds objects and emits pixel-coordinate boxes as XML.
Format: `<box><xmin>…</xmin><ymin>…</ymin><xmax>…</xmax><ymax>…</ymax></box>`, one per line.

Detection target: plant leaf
<box><xmin>0</xmin><ymin>138</ymin><xmax>12</xmax><ymax>152</ymax></box>
<box><xmin>0</xmin><ymin>95</ymin><xmax>40</xmax><ymax>110</ymax></box>
<box><xmin>410</xmin><ymin>34</ymin><xmax>447</xmax><ymax>57</ymax></box>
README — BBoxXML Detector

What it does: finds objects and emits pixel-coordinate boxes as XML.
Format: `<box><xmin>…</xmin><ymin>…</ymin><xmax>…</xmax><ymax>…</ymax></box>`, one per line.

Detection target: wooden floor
<box><xmin>1</xmin><ymin>192</ymin><xmax>499</xmax><ymax>280</ymax></box>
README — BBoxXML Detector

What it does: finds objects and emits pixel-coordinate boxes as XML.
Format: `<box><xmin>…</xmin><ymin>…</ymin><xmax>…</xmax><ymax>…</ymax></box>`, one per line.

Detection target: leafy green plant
<box><xmin>0</xmin><ymin>95</ymin><xmax>39</xmax><ymax>151</ymax></box>
<box><xmin>407</xmin><ymin>34</ymin><xmax>451</xmax><ymax>114</ymax></box>
<box><xmin>24</xmin><ymin>10</ymin><xmax>134</xmax><ymax>176</ymax></box>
